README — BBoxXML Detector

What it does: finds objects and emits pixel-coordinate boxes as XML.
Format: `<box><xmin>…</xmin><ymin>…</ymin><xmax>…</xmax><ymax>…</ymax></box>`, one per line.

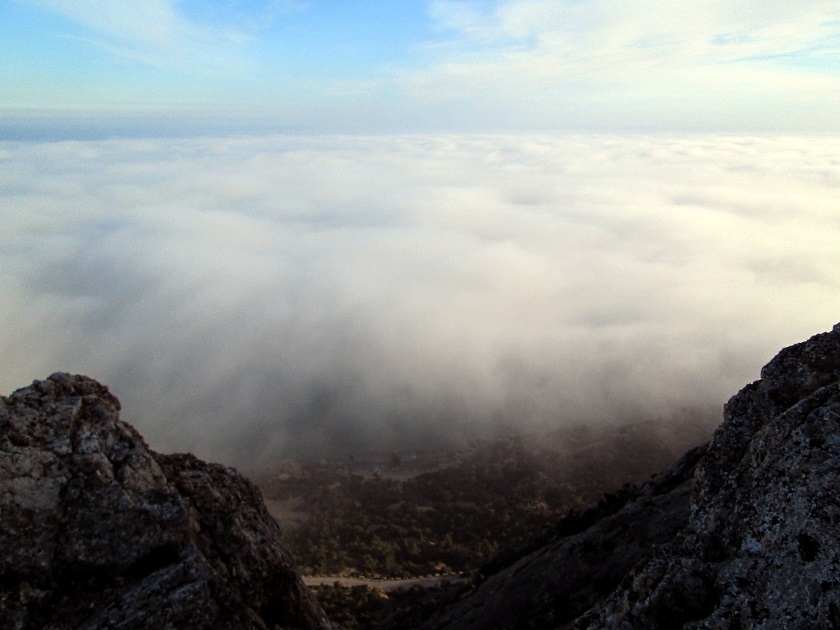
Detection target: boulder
<box><xmin>0</xmin><ymin>373</ymin><xmax>334</xmax><ymax>629</ymax></box>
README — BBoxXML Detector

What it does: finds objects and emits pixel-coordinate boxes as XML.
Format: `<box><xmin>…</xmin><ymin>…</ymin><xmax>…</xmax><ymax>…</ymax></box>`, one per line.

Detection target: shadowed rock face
<box><xmin>378</xmin><ymin>323</ymin><xmax>840</xmax><ymax>630</ymax></box>
<box><xmin>0</xmin><ymin>373</ymin><xmax>333</xmax><ymax>630</ymax></box>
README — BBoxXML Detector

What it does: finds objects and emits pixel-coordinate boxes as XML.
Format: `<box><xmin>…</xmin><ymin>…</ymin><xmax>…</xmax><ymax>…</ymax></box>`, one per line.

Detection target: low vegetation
<box><xmin>256</xmin><ymin>417</ymin><xmax>714</xmax><ymax>627</ymax></box>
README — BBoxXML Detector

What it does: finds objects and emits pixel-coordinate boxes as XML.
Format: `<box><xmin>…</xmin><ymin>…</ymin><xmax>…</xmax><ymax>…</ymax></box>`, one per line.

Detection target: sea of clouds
<box><xmin>1</xmin><ymin>133</ymin><xmax>838</xmax><ymax>469</ymax></box>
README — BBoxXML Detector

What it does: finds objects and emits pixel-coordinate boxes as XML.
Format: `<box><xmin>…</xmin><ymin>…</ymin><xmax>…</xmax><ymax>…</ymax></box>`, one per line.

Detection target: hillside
<box><xmin>2</xmin><ymin>322</ymin><xmax>839</xmax><ymax>628</ymax></box>
<box><xmin>0</xmin><ymin>373</ymin><xmax>333</xmax><ymax>629</ymax></box>
<box><xmin>379</xmin><ymin>322</ymin><xmax>840</xmax><ymax>628</ymax></box>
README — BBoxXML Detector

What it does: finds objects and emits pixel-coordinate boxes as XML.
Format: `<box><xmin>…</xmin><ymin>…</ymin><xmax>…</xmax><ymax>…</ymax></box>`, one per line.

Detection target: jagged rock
<box><xmin>0</xmin><ymin>373</ymin><xmax>334</xmax><ymax>630</ymax></box>
<box><xmin>580</xmin><ymin>322</ymin><xmax>840</xmax><ymax>628</ymax></box>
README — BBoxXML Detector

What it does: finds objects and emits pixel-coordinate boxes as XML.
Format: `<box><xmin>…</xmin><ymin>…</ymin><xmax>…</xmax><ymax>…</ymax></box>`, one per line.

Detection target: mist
<box><xmin>2</xmin><ymin>133</ymin><xmax>838</xmax><ymax>470</ymax></box>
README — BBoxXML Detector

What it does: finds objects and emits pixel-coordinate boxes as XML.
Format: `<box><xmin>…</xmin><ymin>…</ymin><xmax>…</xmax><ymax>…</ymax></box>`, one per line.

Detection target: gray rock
<box><xmin>581</xmin><ymin>322</ymin><xmax>840</xmax><ymax>628</ymax></box>
<box><xmin>0</xmin><ymin>373</ymin><xmax>333</xmax><ymax>630</ymax></box>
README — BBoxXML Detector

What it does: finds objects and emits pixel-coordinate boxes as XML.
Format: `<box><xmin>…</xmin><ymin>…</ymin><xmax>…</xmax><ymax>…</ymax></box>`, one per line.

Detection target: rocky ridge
<box><xmin>582</xmin><ymin>321</ymin><xmax>840</xmax><ymax>628</ymax></box>
<box><xmin>377</xmin><ymin>322</ymin><xmax>840</xmax><ymax>629</ymax></box>
<box><xmin>0</xmin><ymin>373</ymin><xmax>333</xmax><ymax>629</ymax></box>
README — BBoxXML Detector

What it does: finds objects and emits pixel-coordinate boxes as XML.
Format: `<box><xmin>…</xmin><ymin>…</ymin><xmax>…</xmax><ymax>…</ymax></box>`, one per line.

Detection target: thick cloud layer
<box><xmin>1</xmin><ymin>134</ymin><xmax>838</xmax><ymax>469</ymax></box>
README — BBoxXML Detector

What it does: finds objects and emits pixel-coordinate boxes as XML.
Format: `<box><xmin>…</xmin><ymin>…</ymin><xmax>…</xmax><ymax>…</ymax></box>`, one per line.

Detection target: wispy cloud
<box><xmin>32</xmin><ymin>0</ymin><xmax>186</xmax><ymax>47</ymax></box>
<box><xmin>1</xmin><ymin>134</ymin><xmax>838</xmax><ymax>469</ymax></box>
<box><xmin>406</xmin><ymin>0</ymin><xmax>840</xmax><ymax>130</ymax></box>
<box><xmin>26</xmin><ymin>0</ymin><xmax>252</xmax><ymax>71</ymax></box>
<box><xmin>8</xmin><ymin>0</ymin><xmax>839</xmax><ymax>132</ymax></box>
<box><xmin>428</xmin><ymin>0</ymin><xmax>840</xmax><ymax>59</ymax></box>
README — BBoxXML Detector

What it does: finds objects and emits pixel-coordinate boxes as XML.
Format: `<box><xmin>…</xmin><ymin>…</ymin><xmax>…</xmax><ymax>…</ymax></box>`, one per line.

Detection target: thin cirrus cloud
<box><xmin>32</xmin><ymin>0</ymin><xmax>187</xmax><ymax>47</ymax></box>
<box><xmin>1</xmin><ymin>134</ymin><xmax>838</xmax><ymax>470</ymax></box>
<box><xmin>427</xmin><ymin>0</ymin><xmax>838</xmax><ymax>62</ymax></box>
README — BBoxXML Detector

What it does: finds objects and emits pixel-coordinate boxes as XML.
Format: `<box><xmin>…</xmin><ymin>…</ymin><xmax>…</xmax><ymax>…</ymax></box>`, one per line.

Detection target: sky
<box><xmin>1</xmin><ymin>2</ymin><xmax>839</xmax><ymax>471</ymax></box>
<box><xmin>1</xmin><ymin>0</ymin><xmax>839</xmax><ymax>136</ymax></box>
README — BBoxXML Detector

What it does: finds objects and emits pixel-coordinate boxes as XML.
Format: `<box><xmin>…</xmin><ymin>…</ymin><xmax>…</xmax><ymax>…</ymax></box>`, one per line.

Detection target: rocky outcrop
<box><xmin>378</xmin><ymin>322</ymin><xmax>840</xmax><ymax>629</ymax></box>
<box><xmin>0</xmin><ymin>373</ymin><xmax>333</xmax><ymax>630</ymax></box>
<box><xmin>580</xmin><ymin>322</ymin><xmax>840</xmax><ymax>628</ymax></box>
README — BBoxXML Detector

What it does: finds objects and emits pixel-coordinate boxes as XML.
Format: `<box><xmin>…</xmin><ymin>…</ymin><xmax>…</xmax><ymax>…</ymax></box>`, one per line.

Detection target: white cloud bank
<box><xmin>1</xmin><ymin>133</ymin><xmax>839</xmax><ymax>469</ymax></box>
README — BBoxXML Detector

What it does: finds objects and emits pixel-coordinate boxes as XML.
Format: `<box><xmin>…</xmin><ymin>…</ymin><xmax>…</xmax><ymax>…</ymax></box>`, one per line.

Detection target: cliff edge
<box><xmin>0</xmin><ymin>373</ymin><xmax>333</xmax><ymax>630</ymax></box>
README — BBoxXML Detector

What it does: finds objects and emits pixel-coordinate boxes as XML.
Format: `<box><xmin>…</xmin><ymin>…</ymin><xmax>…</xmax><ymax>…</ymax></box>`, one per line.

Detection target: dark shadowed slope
<box><xmin>376</xmin><ymin>443</ymin><xmax>706</xmax><ymax>630</ymax></box>
<box><xmin>0</xmin><ymin>373</ymin><xmax>334</xmax><ymax>630</ymax></box>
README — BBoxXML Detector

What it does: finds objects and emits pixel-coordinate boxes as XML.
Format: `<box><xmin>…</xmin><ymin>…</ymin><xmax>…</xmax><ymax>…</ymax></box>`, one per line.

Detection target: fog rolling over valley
<box><xmin>1</xmin><ymin>134</ymin><xmax>838</xmax><ymax>470</ymax></box>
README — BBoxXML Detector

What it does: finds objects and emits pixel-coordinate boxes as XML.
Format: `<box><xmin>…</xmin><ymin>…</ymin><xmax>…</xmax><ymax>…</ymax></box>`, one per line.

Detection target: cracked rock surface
<box><xmin>0</xmin><ymin>373</ymin><xmax>333</xmax><ymax>630</ymax></box>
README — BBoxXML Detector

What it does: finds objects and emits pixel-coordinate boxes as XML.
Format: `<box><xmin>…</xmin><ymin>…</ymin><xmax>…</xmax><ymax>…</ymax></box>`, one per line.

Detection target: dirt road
<box><xmin>302</xmin><ymin>574</ymin><xmax>469</xmax><ymax>592</ymax></box>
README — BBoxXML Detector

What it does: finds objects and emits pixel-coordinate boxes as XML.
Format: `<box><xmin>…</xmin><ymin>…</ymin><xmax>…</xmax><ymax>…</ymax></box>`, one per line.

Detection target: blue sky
<box><xmin>2</xmin><ymin>0</ymin><xmax>839</xmax><ymax>135</ymax></box>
